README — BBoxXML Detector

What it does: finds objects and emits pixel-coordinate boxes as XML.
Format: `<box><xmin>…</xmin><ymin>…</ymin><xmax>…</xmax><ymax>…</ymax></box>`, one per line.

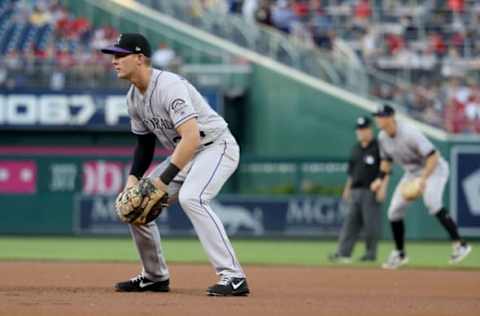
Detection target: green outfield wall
<box><xmin>1</xmin><ymin>0</ymin><xmax>478</xmax><ymax>239</ymax></box>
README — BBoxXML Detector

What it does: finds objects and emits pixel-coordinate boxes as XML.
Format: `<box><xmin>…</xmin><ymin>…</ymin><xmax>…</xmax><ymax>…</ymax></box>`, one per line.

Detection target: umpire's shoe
<box><xmin>115</xmin><ymin>275</ymin><xmax>170</xmax><ymax>292</ymax></box>
<box><xmin>207</xmin><ymin>276</ymin><xmax>250</xmax><ymax>296</ymax></box>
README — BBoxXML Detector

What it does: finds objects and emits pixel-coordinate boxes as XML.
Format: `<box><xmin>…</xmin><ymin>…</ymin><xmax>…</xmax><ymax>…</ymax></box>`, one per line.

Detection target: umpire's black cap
<box><xmin>356</xmin><ymin>116</ymin><xmax>371</xmax><ymax>129</ymax></box>
<box><xmin>372</xmin><ymin>104</ymin><xmax>395</xmax><ymax>117</ymax></box>
<box><xmin>101</xmin><ymin>33</ymin><xmax>152</xmax><ymax>57</ymax></box>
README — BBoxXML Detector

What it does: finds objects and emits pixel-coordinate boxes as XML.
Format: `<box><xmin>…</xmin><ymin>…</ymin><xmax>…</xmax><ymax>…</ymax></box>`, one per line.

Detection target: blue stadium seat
<box><xmin>32</xmin><ymin>24</ymin><xmax>52</xmax><ymax>51</ymax></box>
<box><xmin>0</xmin><ymin>22</ymin><xmax>17</xmax><ymax>54</ymax></box>
<box><xmin>17</xmin><ymin>22</ymin><xmax>36</xmax><ymax>52</ymax></box>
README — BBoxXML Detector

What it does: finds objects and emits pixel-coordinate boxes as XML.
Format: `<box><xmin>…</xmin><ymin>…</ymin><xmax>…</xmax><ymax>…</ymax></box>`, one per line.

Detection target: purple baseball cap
<box><xmin>101</xmin><ymin>33</ymin><xmax>152</xmax><ymax>57</ymax></box>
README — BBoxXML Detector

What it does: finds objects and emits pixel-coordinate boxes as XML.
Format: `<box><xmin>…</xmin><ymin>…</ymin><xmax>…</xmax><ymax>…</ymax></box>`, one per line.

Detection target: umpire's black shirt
<box><xmin>348</xmin><ymin>139</ymin><xmax>381</xmax><ymax>189</ymax></box>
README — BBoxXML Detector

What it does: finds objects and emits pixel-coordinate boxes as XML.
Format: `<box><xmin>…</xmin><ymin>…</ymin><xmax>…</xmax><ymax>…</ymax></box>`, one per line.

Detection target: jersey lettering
<box><xmin>127</xmin><ymin>70</ymin><xmax>227</xmax><ymax>149</ymax></box>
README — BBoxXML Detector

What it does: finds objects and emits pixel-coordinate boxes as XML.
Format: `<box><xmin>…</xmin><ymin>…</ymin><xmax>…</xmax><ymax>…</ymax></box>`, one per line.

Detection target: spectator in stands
<box><xmin>151</xmin><ymin>43</ymin><xmax>181</xmax><ymax>71</ymax></box>
<box><xmin>242</xmin><ymin>0</ymin><xmax>258</xmax><ymax>24</ymax></box>
<box><xmin>2</xmin><ymin>0</ymin><xmax>480</xmax><ymax>134</ymax></box>
<box><xmin>353</xmin><ymin>0</ymin><xmax>372</xmax><ymax>27</ymax></box>
<box><xmin>30</xmin><ymin>3</ymin><xmax>51</xmax><ymax>26</ymax></box>
<box><xmin>255</xmin><ymin>0</ymin><xmax>273</xmax><ymax>26</ymax></box>
<box><xmin>271</xmin><ymin>0</ymin><xmax>296</xmax><ymax>33</ymax></box>
<box><xmin>228</xmin><ymin>0</ymin><xmax>243</xmax><ymax>13</ymax></box>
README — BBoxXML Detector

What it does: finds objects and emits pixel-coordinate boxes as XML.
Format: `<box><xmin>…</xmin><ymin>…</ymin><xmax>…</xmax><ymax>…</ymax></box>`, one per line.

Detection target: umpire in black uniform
<box><xmin>329</xmin><ymin>116</ymin><xmax>386</xmax><ymax>262</ymax></box>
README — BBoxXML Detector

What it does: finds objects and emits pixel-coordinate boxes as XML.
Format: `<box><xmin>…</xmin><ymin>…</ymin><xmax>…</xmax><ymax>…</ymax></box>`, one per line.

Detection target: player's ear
<box><xmin>136</xmin><ymin>54</ymin><xmax>144</xmax><ymax>65</ymax></box>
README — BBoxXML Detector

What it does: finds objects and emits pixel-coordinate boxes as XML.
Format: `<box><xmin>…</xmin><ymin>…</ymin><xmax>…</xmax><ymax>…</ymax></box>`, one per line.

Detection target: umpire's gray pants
<box><xmin>337</xmin><ymin>188</ymin><xmax>381</xmax><ymax>259</ymax></box>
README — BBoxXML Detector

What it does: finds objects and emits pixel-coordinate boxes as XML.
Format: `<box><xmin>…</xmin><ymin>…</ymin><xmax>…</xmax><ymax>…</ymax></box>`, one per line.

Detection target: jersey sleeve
<box><xmin>164</xmin><ymin>81</ymin><xmax>198</xmax><ymax>128</ymax></box>
<box><xmin>378</xmin><ymin>137</ymin><xmax>393</xmax><ymax>161</ymax></box>
<box><xmin>127</xmin><ymin>91</ymin><xmax>149</xmax><ymax>135</ymax></box>
<box><xmin>409</xmin><ymin>128</ymin><xmax>435</xmax><ymax>157</ymax></box>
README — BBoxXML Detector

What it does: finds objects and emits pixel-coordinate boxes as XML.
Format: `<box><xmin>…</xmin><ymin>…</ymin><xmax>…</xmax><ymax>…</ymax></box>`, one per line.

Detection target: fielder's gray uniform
<box><xmin>378</xmin><ymin>120</ymin><xmax>449</xmax><ymax>221</ymax></box>
<box><xmin>127</xmin><ymin>69</ymin><xmax>245</xmax><ymax>281</ymax></box>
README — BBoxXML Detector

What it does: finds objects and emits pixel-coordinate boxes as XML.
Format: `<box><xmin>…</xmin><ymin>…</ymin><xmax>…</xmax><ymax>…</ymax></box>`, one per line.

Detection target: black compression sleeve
<box><xmin>426</xmin><ymin>149</ymin><xmax>436</xmax><ymax>158</ymax></box>
<box><xmin>129</xmin><ymin>133</ymin><xmax>156</xmax><ymax>179</ymax></box>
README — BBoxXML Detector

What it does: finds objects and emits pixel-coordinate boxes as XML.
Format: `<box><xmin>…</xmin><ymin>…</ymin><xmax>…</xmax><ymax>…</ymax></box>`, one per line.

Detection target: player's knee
<box><xmin>178</xmin><ymin>191</ymin><xmax>200</xmax><ymax>210</ymax></box>
<box><xmin>424</xmin><ymin>197</ymin><xmax>442</xmax><ymax>215</ymax></box>
<box><xmin>387</xmin><ymin>209</ymin><xmax>403</xmax><ymax>222</ymax></box>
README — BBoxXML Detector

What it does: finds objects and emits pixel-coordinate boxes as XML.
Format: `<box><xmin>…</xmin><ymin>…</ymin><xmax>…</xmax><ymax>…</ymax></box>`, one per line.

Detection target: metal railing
<box><xmin>137</xmin><ymin>0</ymin><xmax>368</xmax><ymax>95</ymax></box>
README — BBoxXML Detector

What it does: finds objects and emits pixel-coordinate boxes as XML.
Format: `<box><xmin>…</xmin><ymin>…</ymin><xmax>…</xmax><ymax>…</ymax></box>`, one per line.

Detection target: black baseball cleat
<box><xmin>207</xmin><ymin>276</ymin><xmax>250</xmax><ymax>296</ymax></box>
<box><xmin>115</xmin><ymin>275</ymin><xmax>170</xmax><ymax>292</ymax></box>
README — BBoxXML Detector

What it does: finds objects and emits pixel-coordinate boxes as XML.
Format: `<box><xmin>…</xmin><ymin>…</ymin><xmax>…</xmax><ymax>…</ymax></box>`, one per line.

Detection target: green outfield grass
<box><xmin>0</xmin><ymin>237</ymin><xmax>478</xmax><ymax>269</ymax></box>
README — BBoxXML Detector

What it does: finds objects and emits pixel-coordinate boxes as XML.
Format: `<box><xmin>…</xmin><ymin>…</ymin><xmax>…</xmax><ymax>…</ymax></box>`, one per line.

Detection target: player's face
<box><xmin>374</xmin><ymin>116</ymin><xmax>390</xmax><ymax>130</ymax></box>
<box><xmin>111</xmin><ymin>53</ymin><xmax>140</xmax><ymax>79</ymax></box>
<box><xmin>356</xmin><ymin>127</ymin><xmax>372</xmax><ymax>143</ymax></box>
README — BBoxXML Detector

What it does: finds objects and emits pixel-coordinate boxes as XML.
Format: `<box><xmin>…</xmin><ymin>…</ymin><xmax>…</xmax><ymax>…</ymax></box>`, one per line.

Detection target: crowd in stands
<box><xmin>1</xmin><ymin>0</ymin><xmax>479</xmax><ymax>133</ymax></box>
<box><xmin>0</xmin><ymin>0</ymin><xmax>180</xmax><ymax>91</ymax></box>
<box><xmin>191</xmin><ymin>0</ymin><xmax>480</xmax><ymax>133</ymax></box>
<box><xmin>0</xmin><ymin>0</ymin><xmax>122</xmax><ymax>90</ymax></box>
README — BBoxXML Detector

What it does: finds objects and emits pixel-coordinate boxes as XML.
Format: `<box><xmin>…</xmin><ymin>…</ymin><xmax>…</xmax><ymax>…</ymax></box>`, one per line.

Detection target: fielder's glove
<box><xmin>115</xmin><ymin>178</ymin><xmax>169</xmax><ymax>225</ymax></box>
<box><xmin>400</xmin><ymin>178</ymin><xmax>423</xmax><ymax>201</ymax></box>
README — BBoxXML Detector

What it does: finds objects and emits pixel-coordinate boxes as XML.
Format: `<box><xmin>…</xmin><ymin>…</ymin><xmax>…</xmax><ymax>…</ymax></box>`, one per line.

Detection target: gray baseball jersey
<box><xmin>127</xmin><ymin>69</ymin><xmax>227</xmax><ymax>147</ymax></box>
<box><xmin>126</xmin><ymin>69</ymin><xmax>245</xmax><ymax>281</ymax></box>
<box><xmin>378</xmin><ymin>120</ymin><xmax>449</xmax><ymax>220</ymax></box>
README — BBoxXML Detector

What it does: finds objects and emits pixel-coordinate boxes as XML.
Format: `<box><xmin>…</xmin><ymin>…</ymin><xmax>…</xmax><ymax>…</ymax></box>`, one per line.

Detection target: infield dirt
<box><xmin>0</xmin><ymin>262</ymin><xmax>478</xmax><ymax>316</ymax></box>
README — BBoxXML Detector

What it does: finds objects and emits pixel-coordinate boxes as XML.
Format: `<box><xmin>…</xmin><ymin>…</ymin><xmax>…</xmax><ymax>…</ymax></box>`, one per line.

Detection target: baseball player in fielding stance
<box><xmin>101</xmin><ymin>33</ymin><xmax>249</xmax><ymax>296</ymax></box>
<box><xmin>370</xmin><ymin>104</ymin><xmax>472</xmax><ymax>269</ymax></box>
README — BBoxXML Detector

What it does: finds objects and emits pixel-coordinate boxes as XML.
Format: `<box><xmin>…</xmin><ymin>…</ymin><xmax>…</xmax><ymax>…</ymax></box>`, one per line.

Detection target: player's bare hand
<box><xmin>370</xmin><ymin>178</ymin><xmax>382</xmax><ymax>192</ymax></box>
<box><xmin>125</xmin><ymin>175</ymin><xmax>139</xmax><ymax>190</ymax></box>
<box><xmin>376</xmin><ymin>185</ymin><xmax>386</xmax><ymax>202</ymax></box>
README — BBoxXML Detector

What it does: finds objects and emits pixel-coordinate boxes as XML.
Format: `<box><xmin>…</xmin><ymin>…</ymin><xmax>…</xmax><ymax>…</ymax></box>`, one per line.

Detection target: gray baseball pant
<box><xmin>127</xmin><ymin>132</ymin><xmax>245</xmax><ymax>281</ymax></box>
<box><xmin>336</xmin><ymin>188</ymin><xmax>381</xmax><ymax>259</ymax></box>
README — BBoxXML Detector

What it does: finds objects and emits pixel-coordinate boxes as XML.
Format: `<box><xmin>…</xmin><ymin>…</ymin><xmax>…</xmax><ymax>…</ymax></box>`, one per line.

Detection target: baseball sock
<box><xmin>435</xmin><ymin>208</ymin><xmax>464</xmax><ymax>244</ymax></box>
<box><xmin>390</xmin><ymin>220</ymin><xmax>405</xmax><ymax>256</ymax></box>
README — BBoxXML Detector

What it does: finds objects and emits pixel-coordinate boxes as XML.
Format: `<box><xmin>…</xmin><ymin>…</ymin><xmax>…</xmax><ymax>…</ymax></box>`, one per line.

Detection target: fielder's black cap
<box><xmin>101</xmin><ymin>33</ymin><xmax>152</xmax><ymax>57</ymax></box>
<box><xmin>356</xmin><ymin>116</ymin><xmax>371</xmax><ymax>129</ymax></box>
<box><xmin>372</xmin><ymin>104</ymin><xmax>395</xmax><ymax>117</ymax></box>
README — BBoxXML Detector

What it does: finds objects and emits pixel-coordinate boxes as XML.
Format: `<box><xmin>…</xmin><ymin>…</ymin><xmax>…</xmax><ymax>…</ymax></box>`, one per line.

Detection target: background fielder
<box><xmin>370</xmin><ymin>104</ymin><xmax>472</xmax><ymax>269</ymax></box>
<box><xmin>101</xmin><ymin>33</ymin><xmax>249</xmax><ymax>296</ymax></box>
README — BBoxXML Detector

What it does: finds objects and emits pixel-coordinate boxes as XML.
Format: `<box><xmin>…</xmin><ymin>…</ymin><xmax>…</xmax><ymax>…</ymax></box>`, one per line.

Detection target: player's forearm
<box><xmin>170</xmin><ymin>131</ymin><xmax>200</xmax><ymax>169</ymax></box>
<box><xmin>129</xmin><ymin>133</ymin><xmax>156</xmax><ymax>180</ymax></box>
<box><xmin>378</xmin><ymin>160</ymin><xmax>392</xmax><ymax>181</ymax></box>
<box><xmin>371</xmin><ymin>160</ymin><xmax>391</xmax><ymax>192</ymax></box>
<box><xmin>379</xmin><ymin>174</ymin><xmax>389</xmax><ymax>191</ymax></box>
<box><xmin>344</xmin><ymin>177</ymin><xmax>352</xmax><ymax>191</ymax></box>
<box><xmin>420</xmin><ymin>151</ymin><xmax>438</xmax><ymax>180</ymax></box>
<box><xmin>342</xmin><ymin>177</ymin><xmax>352</xmax><ymax>199</ymax></box>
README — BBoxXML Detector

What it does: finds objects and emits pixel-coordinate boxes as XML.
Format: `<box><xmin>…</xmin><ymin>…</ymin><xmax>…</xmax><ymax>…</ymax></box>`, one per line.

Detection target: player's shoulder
<box><xmin>398</xmin><ymin>120</ymin><xmax>423</xmax><ymax>138</ymax></box>
<box><xmin>377</xmin><ymin>130</ymin><xmax>388</xmax><ymax>142</ymax></box>
<box><xmin>155</xmin><ymin>70</ymin><xmax>185</xmax><ymax>87</ymax></box>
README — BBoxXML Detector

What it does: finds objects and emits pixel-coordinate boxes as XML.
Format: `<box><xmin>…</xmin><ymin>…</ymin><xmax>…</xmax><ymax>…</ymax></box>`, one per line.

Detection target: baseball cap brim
<box><xmin>100</xmin><ymin>45</ymin><xmax>134</xmax><ymax>55</ymax></box>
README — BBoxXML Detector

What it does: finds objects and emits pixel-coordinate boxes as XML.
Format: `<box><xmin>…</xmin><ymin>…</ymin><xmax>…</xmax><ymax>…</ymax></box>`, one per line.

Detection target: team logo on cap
<box><xmin>116</xmin><ymin>34</ymin><xmax>122</xmax><ymax>45</ymax></box>
<box><xmin>135</xmin><ymin>46</ymin><xmax>141</xmax><ymax>51</ymax></box>
<box><xmin>357</xmin><ymin>117</ymin><xmax>365</xmax><ymax>125</ymax></box>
